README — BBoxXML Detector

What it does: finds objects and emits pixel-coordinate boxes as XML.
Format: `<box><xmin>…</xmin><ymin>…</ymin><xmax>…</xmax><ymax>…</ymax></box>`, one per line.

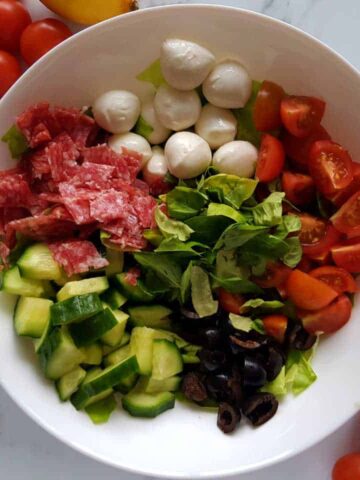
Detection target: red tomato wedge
<box><xmin>256</xmin><ymin>134</ymin><xmax>285</xmax><ymax>182</ymax></box>
<box><xmin>333</xmin><ymin>453</ymin><xmax>360</xmax><ymax>480</ymax></box>
<box><xmin>253</xmin><ymin>262</ymin><xmax>292</xmax><ymax>289</ymax></box>
<box><xmin>297</xmin><ymin>256</ymin><xmax>315</xmax><ymax>273</ymax></box>
<box><xmin>281</xmin><ymin>171</ymin><xmax>315</xmax><ymax>206</ymax></box>
<box><xmin>300</xmin><ymin>294</ymin><xmax>352</xmax><ymax>335</ymax></box>
<box><xmin>285</xmin><ymin>269</ymin><xmax>339</xmax><ymax>310</ymax></box>
<box><xmin>331</xmin><ymin>162</ymin><xmax>360</xmax><ymax>207</ymax></box>
<box><xmin>217</xmin><ymin>288</ymin><xmax>245</xmax><ymax>315</ymax></box>
<box><xmin>262</xmin><ymin>314</ymin><xmax>288</xmax><ymax>343</ymax></box>
<box><xmin>309</xmin><ymin>140</ymin><xmax>354</xmax><ymax>196</ymax></box>
<box><xmin>280</xmin><ymin>96</ymin><xmax>325</xmax><ymax>138</ymax></box>
<box><xmin>332</xmin><ymin>242</ymin><xmax>360</xmax><ymax>273</ymax></box>
<box><xmin>298</xmin><ymin>214</ymin><xmax>342</xmax><ymax>258</ymax></box>
<box><xmin>331</xmin><ymin>190</ymin><xmax>360</xmax><ymax>238</ymax></box>
<box><xmin>309</xmin><ymin>266</ymin><xmax>357</xmax><ymax>293</ymax></box>
<box><xmin>253</xmin><ymin>80</ymin><xmax>285</xmax><ymax>131</ymax></box>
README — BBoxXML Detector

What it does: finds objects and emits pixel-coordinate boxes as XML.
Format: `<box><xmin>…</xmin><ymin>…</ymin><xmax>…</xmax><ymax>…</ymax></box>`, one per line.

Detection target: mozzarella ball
<box><xmin>109</xmin><ymin>132</ymin><xmax>152</xmax><ymax>167</ymax></box>
<box><xmin>212</xmin><ymin>141</ymin><xmax>258</xmax><ymax>178</ymax></box>
<box><xmin>203</xmin><ymin>60</ymin><xmax>252</xmax><ymax>109</ymax></box>
<box><xmin>92</xmin><ymin>90</ymin><xmax>140</xmax><ymax>134</ymax></box>
<box><xmin>195</xmin><ymin>104</ymin><xmax>237</xmax><ymax>149</ymax></box>
<box><xmin>165</xmin><ymin>132</ymin><xmax>212</xmax><ymax>179</ymax></box>
<box><xmin>160</xmin><ymin>38</ymin><xmax>215</xmax><ymax>91</ymax></box>
<box><xmin>143</xmin><ymin>146</ymin><xmax>168</xmax><ymax>182</ymax></box>
<box><xmin>154</xmin><ymin>84</ymin><xmax>201</xmax><ymax>131</ymax></box>
<box><xmin>138</xmin><ymin>101</ymin><xmax>172</xmax><ymax>145</ymax></box>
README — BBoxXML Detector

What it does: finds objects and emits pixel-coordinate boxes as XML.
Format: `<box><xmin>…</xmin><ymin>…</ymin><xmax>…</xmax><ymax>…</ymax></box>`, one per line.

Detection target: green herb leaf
<box><xmin>191</xmin><ymin>266</ymin><xmax>218</xmax><ymax>318</ymax></box>
<box><xmin>207</xmin><ymin>203</ymin><xmax>246</xmax><ymax>223</ymax></box>
<box><xmin>85</xmin><ymin>395</ymin><xmax>117</xmax><ymax>424</ymax></box>
<box><xmin>250</xmin><ymin>192</ymin><xmax>285</xmax><ymax>226</ymax></box>
<box><xmin>2</xmin><ymin>125</ymin><xmax>29</xmax><ymax>159</ymax></box>
<box><xmin>136</xmin><ymin>59</ymin><xmax>165</xmax><ymax>88</ymax></box>
<box><xmin>240</xmin><ymin>298</ymin><xmax>284</xmax><ymax>314</ymax></box>
<box><xmin>180</xmin><ymin>261</ymin><xmax>193</xmax><ymax>304</ymax></box>
<box><xmin>201</xmin><ymin>174</ymin><xmax>258</xmax><ymax>209</ymax></box>
<box><xmin>274</xmin><ymin>214</ymin><xmax>301</xmax><ymax>239</ymax></box>
<box><xmin>155</xmin><ymin>237</ymin><xmax>208</xmax><ymax>256</ymax></box>
<box><xmin>166</xmin><ymin>187</ymin><xmax>208</xmax><ymax>220</ymax></box>
<box><xmin>281</xmin><ymin>237</ymin><xmax>302</xmax><ymax>268</ymax></box>
<box><xmin>134</xmin><ymin>252</ymin><xmax>182</xmax><ymax>288</ymax></box>
<box><xmin>251</xmin><ymin>318</ymin><xmax>265</xmax><ymax>334</ymax></box>
<box><xmin>228</xmin><ymin>314</ymin><xmax>253</xmax><ymax>332</ymax></box>
<box><xmin>185</xmin><ymin>215</ymin><xmax>233</xmax><ymax>245</ymax></box>
<box><xmin>143</xmin><ymin>228</ymin><xmax>164</xmax><ymax>247</ymax></box>
<box><xmin>155</xmin><ymin>206</ymin><xmax>194</xmax><ymax>242</ymax></box>
<box><xmin>211</xmin><ymin>274</ymin><xmax>263</xmax><ymax>294</ymax></box>
<box><xmin>215</xmin><ymin>249</ymin><xmax>249</xmax><ymax>279</ymax></box>
<box><xmin>135</xmin><ymin>115</ymin><xmax>154</xmax><ymax>140</ymax></box>
<box><xmin>215</xmin><ymin>224</ymin><xmax>269</xmax><ymax>250</ymax></box>
<box><xmin>233</xmin><ymin>80</ymin><xmax>262</xmax><ymax>147</ymax></box>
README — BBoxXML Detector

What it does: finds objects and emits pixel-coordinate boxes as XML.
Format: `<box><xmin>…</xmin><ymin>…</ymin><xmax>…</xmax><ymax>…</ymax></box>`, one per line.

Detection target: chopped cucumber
<box><xmin>55</xmin><ymin>272</ymin><xmax>81</xmax><ymax>287</ymax></box>
<box><xmin>57</xmin><ymin>277</ymin><xmax>109</xmax><ymax>302</ymax></box>
<box><xmin>17</xmin><ymin>243</ymin><xmax>63</xmax><ymax>281</ymax></box>
<box><xmin>100</xmin><ymin>288</ymin><xmax>127</xmax><ymax>309</ymax></box>
<box><xmin>79</xmin><ymin>368</ymin><xmax>113</xmax><ymax>407</ymax></box>
<box><xmin>50</xmin><ymin>293</ymin><xmax>103</xmax><ymax>325</ymax></box>
<box><xmin>122</xmin><ymin>391</ymin><xmax>175</xmax><ymax>418</ymax></box>
<box><xmin>153</xmin><ymin>329</ymin><xmax>189</xmax><ymax>349</ymax></box>
<box><xmin>105</xmin><ymin>249</ymin><xmax>124</xmax><ymax>276</ymax></box>
<box><xmin>14</xmin><ymin>296</ymin><xmax>53</xmax><ymax>338</ymax></box>
<box><xmin>71</xmin><ymin>355</ymin><xmax>138</xmax><ymax>410</ymax></box>
<box><xmin>34</xmin><ymin>317</ymin><xmax>52</xmax><ymax>353</ymax></box>
<box><xmin>101</xmin><ymin>310</ymin><xmax>128</xmax><ymax>347</ymax></box>
<box><xmin>114</xmin><ymin>371</ymin><xmax>139</xmax><ymax>394</ymax></box>
<box><xmin>152</xmin><ymin>339</ymin><xmax>183</xmax><ymax>380</ymax></box>
<box><xmin>38</xmin><ymin>327</ymin><xmax>85</xmax><ymax>380</ymax></box>
<box><xmin>2</xmin><ymin>266</ymin><xmax>46</xmax><ymax>297</ymax></box>
<box><xmin>136</xmin><ymin>375</ymin><xmax>181</xmax><ymax>394</ymax></box>
<box><xmin>114</xmin><ymin>272</ymin><xmax>155</xmax><ymax>303</ymax></box>
<box><xmin>130</xmin><ymin>327</ymin><xmax>155</xmax><ymax>375</ymax></box>
<box><xmin>102</xmin><ymin>331</ymin><xmax>130</xmax><ymax>356</ymax></box>
<box><xmin>81</xmin><ymin>343</ymin><xmax>103</xmax><ymax>365</ymax></box>
<box><xmin>56</xmin><ymin>366</ymin><xmax>87</xmax><ymax>401</ymax></box>
<box><xmin>128</xmin><ymin>305</ymin><xmax>172</xmax><ymax>329</ymax></box>
<box><xmin>104</xmin><ymin>344</ymin><xmax>131</xmax><ymax>367</ymax></box>
<box><xmin>69</xmin><ymin>308</ymin><xmax>118</xmax><ymax>347</ymax></box>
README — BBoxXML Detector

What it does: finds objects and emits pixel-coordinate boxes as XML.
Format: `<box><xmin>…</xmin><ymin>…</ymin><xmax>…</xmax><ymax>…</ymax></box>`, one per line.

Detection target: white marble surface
<box><xmin>1</xmin><ymin>0</ymin><xmax>360</xmax><ymax>478</ymax></box>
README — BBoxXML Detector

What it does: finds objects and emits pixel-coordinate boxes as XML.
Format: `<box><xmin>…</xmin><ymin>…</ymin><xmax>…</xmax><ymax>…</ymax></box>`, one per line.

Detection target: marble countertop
<box><xmin>1</xmin><ymin>1</ymin><xmax>360</xmax><ymax>478</ymax></box>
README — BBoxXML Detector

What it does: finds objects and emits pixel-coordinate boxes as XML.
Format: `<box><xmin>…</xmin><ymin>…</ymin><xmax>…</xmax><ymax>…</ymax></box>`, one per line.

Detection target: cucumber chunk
<box><xmin>71</xmin><ymin>355</ymin><xmax>138</xmax><ymax>410</ymax></box>
<box><xmin>56</xmin><ymin>366</ymin><xmax>87</xmax><ymax>401</ymax></box>
<box><xmin>105</xmin><ymin>249</ymin><xmax>124</xmax><ymax>277</ymax></box>
<box><xmin>101</xmin><ymin>310</ymin><xmax>128</xmax><ymax>347</ymax></box>
<box><xmin>152</xmin><ymin>339</ymin><xmax>183</xmax><ymax>380</ymax></box>
<box><xmin>14</xmin><ymin>296</ymin><xmax>53</xmax><ymax>338</ymax></box>
<box><xmin>153</xmin><ymin>329</ymin><xmax>190</xmax><ymax>349</ymax></box>
<box><xmin>114</xmin><ymin>272</ymin><xmax>155</xmax><ymax>303</ymax></box>
<box><xmin>136</xmin><ymin>375</ymin><xmax>181</xmax><ymax>394</ymax></box>
<box><xmin>128</xmin><ymin>305</ymin><xmax>172</xmax><ymax>329</ymax></box>
<box><xmin>2</xmin><ymin>266</ymin><xmax>46</xmax><ymax>297</ymax></box>
<box><xmin>34</xmin><ymin>317</ymin><xmax>52</xmax><ymax>353</ymax></box>
<box><xmin>69</xmin><ymin>308</ymin><xmax>118</xmax><ymax>347</ymax></box>
<box><xmin>100</xmin><ymin>288</ymin><xmax>127</xmax><ymax>309</ymax></box>
<box><xmin>38</xmin><ymin>327</ymin><xmax>85</xmax><ymax>380</ymax></box>
<box><xmin>122</xmin><ymin>391</ymin><xmax>175</xmax><ymax>418</ymax></box>
<box><xmin>130</xmin><ymin>326</ymin><xmax>155</xmax><ymax>375</ymax></box>
<box><xmin>17</xmin><ymin>243</ymin><xmax>63</xmax><ymax>281</ymax></box>
<box><xmin>57</xmin><ymin>277</ymin><xmax>109</xmax><ymax>302</ymax></box>
<box><xmin>114</xmin><ymin>371</ymin><xmax>139</xmax><ymax>394</ymax></box>
<box><xmin>51</xmin><ymin>293</ymin><xmax>103</xmax><ymax>325</ymax></box>
<box><xmin>102</xmin><ymin>331</ymin><xmax>130</xmax><ymax>356</ymax></box>
<box><xmin>81</xmin><ymin>343</ymin><xmax>103</xmax><ymax>365</ymax></box>
<box><xmin>104</xmin><ymin>344</ymin><xmax>131</xmax><ymax>367</ymax></box>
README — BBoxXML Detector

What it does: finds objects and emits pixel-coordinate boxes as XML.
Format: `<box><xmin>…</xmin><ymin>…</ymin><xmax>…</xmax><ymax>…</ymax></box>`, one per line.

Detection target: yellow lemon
<box><xmin>40</xmin><ymin>0</ymin><xmax>137</xmax><ymax>26</ymax></box>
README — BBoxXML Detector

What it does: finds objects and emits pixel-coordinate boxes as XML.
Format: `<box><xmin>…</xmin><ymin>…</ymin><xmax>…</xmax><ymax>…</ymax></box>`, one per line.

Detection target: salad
<box><xmin>0</xmin><ymin>38</ymin><xmax>359</xmax><ymax>433</ymax></box>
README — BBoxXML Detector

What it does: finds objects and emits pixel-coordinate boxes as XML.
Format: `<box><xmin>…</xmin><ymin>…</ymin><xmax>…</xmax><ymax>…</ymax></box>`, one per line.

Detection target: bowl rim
<box><xmin>1</xmin><ymin>4</ymin><xmax>360</xmax><ymax>478</ymax></box>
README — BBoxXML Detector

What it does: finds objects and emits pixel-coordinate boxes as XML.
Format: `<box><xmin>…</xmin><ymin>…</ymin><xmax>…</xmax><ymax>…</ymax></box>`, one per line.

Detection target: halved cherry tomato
<box><xmin>20</xmin><ymin>18</ymin><xmax>72</xmax><ymax>66</ymax></box>
<box><xmin>285</xmin><ymin>269</ymin><xmax>338</xmax><ymax>310</ymax></box>
<box><xmin>256</xmin><ymin>134</ymin><xmax>285</xmax><ymax>182</ymax></box>
<box><xmin>217</xmin><ymin>288</ymin><xmax>245</xmax><ymax>315</ymax></box>
<box><xmin>253</xmin><ymin>80</ymin><xmax>285</xmax><ymax>131</ymax></box>
<box><xmin>332</xmin><ymin>242</ymin><xmax>360</xmax><ymax>273</ymax></box>
<box><xmin>0</xmin><ymin>0</ymin><xmax>31</xmax><ymax>52</ymax></box>
<box><xmin>297</xmin><ymin>256</ymin><xmax>314</xmax><ymax>273</ymax></box>
<box><xmin>281</xmin><ymin>171</ymin><xmax>315</xmax><ymax>206</ymax></box>
<box><xmin>300</xmin><ymin>294</ymin><xmax>352</xmax><ymax>335</ymax></box>
<box><xmin>331</xmin><ymin>162</ymin><xmax>360</xmax><ymax>207</ymax></box>
<box><xmin>253</xmin><ymin>262</ymin><xmax>292</xmax><ymax>289</ymax></box>
<box><xmin>0</xmin><ymin>50</ymin><xmax>21</xmax><ymax>97</ymax></box>
<box><xmin>333</xmin><ymin>453</ymin><xmax>360</xmax><ymax>480</ymax></box>
<box><xmin>331</xmin><ymin>190</ymin><xmax>360</xmax><ymax>238</ymax></box>
<box><xmin>298</xmin><ymin>214</ymin><xmax>342</xmax><ymax>258</ymax></box>
<box><xmin>309</xmin><ymin>140</ymin><xmax>354</xmax><ymax>197</ymax></box>
<box><xmin>280</xmin><ymin>96</ymin><xmax>325</xmax><ymax>138</ymax></box>
<box><xmin>262</xmin><ymin>314</ymin><xmax>288</xmax><ymax>343</ymax></box>
<box><xmin>309</xmin><ymin>266</ymin><xmax>357</xmax><ymax>293</ymax></box>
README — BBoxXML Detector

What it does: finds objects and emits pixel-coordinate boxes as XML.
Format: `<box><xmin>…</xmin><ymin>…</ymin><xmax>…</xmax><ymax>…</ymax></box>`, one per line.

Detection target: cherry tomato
<box><xmin>332</xmin><ymin>242</ymin><xmax>360</xmax><ymax>273</ymax></box>
<box><xmin>142</xmin><ymin>171</ymin><xmax>171</xmax><ymax>196</ymax></box>
<box><xmin>262</xmin><ymin>314</ymin><xmax>288</xmax><ymax>343</ymax></box>
<box><xmin>309</xmin><ymin>140</ymin><xmax>354</xmax><ymax>197</ymax></box>
<box><xmin>0</xmin><ymin>50</ymin><xmax>21</xmax><ymax>97</ymax></box>
<box><xmin>300</xmin><ymin>294</ymin><xmax>352</xmax><ymax>335</ymax></box>
<box><xmin>309</xmin><ymin>266</ymin><xmax>357</xmax><ymax>293</ymax></box>
<box><xmin>297</xmin><ymin>256</ymin><xmax>315</xmax><ymax>273</ymax></box>
<box><xmin>280</xmin><ymin>96</ymin><xmax>325</xmax><ymax>138</ymax></box>
<box><xmin>253</xmin><ymin>80</ymin><xmax>285</xmax><ymax>131</ymax></box>
<box><xmin>255</xmin><ymin>134</ymin><xmax>285</xmax><ymax>183</ymax></box>
<box><xmin>298</xmin><ymin>214</ymin><xmax>342</xmax><ymax>258</ymax></box>
<box><xmin>333</xmin><ymin>453</ymin><xmax>360</xmax><ymax>480</ymax></box>
<box><xmin>285</xmin><ymin>269</ymin><xmax>338</xmax><ymax>310</ymax></box>
<box><xmin>20</xmin><ymin>18</ymin><xmax>72</xmax><ymax>66</ymax></box>
<box><xmin>217</xmin><ymin>288</ymin><xmax>245</xmax><ymax>315</ymax></box>
<box><xmin>282</xmin><ymin>124</ymin><xmax>331</xmax><ymax>173</ymax></box>
<box><xmin>331</xmin><ymin>190</ymin><xmax>360</xmax><ymax>238</ymax></box>
<box><xmin>331</xmin><ymin>162</ymin><xmax>360</xmax><ymax>207</ymax></box>
<box><xmin>0</xmin><ymin>0</ymin><xmax>31</xmax><ymax>52</ymax></box>
<box><xmin>281</xmin><ymin>171</ymin><xmax>315</xmax><ymax>206</ymax></box>
<box><xmin>253</xmin><ymin>262</ymin><xmax>292</xmax><ymax>289</ymax></box>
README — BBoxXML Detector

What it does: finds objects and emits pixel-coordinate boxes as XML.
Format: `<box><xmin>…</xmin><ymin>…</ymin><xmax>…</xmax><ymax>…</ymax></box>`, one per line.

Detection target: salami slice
<box><xmin>89</xmin><ymin>189</ymin><xmax>129</xmax><ymax>223</ymax></box>
<box><xmin>58</xmin><ymin>183</ymin><xmax>96</xmax><ymax>224</ymax></box>
<box><xmin>48</xmin><ymin>239</ymin><xmax>108</xmax><ymax>276</ymax></box>
<box><xmin>16</xmin><ymin>102</ymin><xmax>59</xmax><ymax>148</ymax></box>
<box><xmin>0</xmin><ymin>241</ymin><xmax>10</xmax><ymax>270</ymax></box>
<box><xmin>0</xmin><ymin>173</ymin><xmax>32</xmax><ymax>208</ymax></box>
<box><xmin>53</xmin><ymin>106</ymin><xmax>98</xmax><ymax>147</ymax></box>
<box><xmin>69</xmin><ymin>162</ymin><xmax>115</xmax><ymax>190</ymax></box>
<box><xmin>47</xmin><ymin>133</ymin><xmax>80</xmax><ymax>182</ymax></box>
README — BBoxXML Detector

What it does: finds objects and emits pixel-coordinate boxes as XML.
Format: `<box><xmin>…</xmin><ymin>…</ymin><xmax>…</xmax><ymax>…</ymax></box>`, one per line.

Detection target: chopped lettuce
<box><xmin>228</xmin><ymin>314</ymin><xmax>253</xmax><ymax>332</ymax></box>
<box><xmin>285</xmin><ymin>347</ymin><xmax>318</xmax><ymax>395</ymax></box>
<box><xmin>207</xmin><ymin>203</ymin><xmax>245</xmax><ymax>223</ymax></box>
<box><xmin>262</xmin><ymin>367</ymin><xmax>287</xmax><ymax>397</ymax></box>
<box><xmin>155</xmin><ymin>206</ymin><xmax>193</xmax><ymax>242</ymax></box>
<box><xmin>143</xmin><ymin>229</ymin><xmax>164</xmax><ymax>247</ymax></box>
<box><xmin>165</xmin><ymin>187</ymin><xmax>208</xmax><ymax>220</ymax></box>
<box><xmin>201</xmin><ymin>174</ymin><xmax>258</xmax><ymax>209</ymax></box>
<box><xmin>85</xmin><ymin>395</ymin><xmax>117</xmax><ymax>424</ymax></box>
<box><xmin>211</xmin><ymin>274</ymin><xmax>262</xmax><ymax>294</ymax></box>
<box><xmin>155</xmin><ymin>237</ymin><xmax>207</xmax><ymax>256</ymax></box>
<box><xmin>215</xmin><ymin>249</ymin><xmax>248</xmax><ymax>279</ymax></box>
<box><xmin>281</xmin><ymin>237</ymin><xmax>302</xmax><ymax>268</ymax></box>
<box><xmin>134</xmin><ymin>252</ymin><xmax>182</xmax><ymax>288</ymax></box>
<box><xmin>215</xmin><ymin>224</ymin><xmax>269</xmax><ymax>250</ymax></box>
<box><xmin>180</xmin><ymin>261</ymin><xmax>193</xmax><ymax>303</ymax></box>
<box><xmin>240</xmin><ymin>298</ymin><xmax>284</xmax><ymax>314</ymax></box>
<box><xmin>191</xmin><ymin>266</ymin><xmax>218</xmax><ymax>317</ymax></box>
<box><xmin>275</xmin><ymin>214</ymin><xmax>301</xmax><ymax>239</ymax></box>
<box><xmin>136</xmin><ymin>58</ymin><xmax>165</xmax><ymax>88</ymax></box>
<box><xmin>185</xmin><ymin>215</ymin><xmax>233</xmax><ymax>245</ymax></box>
<box><xmin>135</xmin><ymin>115</ymin><xmax>154</xmax><ymax>140</ymax></box>
<box><xmin>2</xmin><ymin>125</ymin><xmax>29</xmax><ymax>159</ymax></box>
<box><xmin>250</xmin><ymin>192</ymin><xmax>285</xmax><ymax>227</ymax></box>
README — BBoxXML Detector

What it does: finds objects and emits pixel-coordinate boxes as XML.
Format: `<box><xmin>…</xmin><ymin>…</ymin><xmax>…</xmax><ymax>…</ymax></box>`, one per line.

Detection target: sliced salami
<box><xmin>58</xmin><ymin>183</ymin><xmax>96</xmax><ymax>224</ymax></box>
<box><xmin>53</xmin><ymin>106</ymin><xmax>98</xmax><ymax>147</ymax></box>
<box><xmin>89</xmin><ymin>189</ymin><xmax>129</xmax><ymax>223</ymax></box>
<box><xmin>69</xmin><ymin>162</ymin><xmax>115</xmax><ymax>190</ymax></box>
<box><xmin>47</xmin><ymin>133</ymin><xmax>80</xmax><ymax>182</ymax></box>
<box><xmin>0</xmin><ymin>241</ymin><xmax>10</xmax><ymax>270</ymax></box>
<box><xmin>0</xmin><ymin>173</ymin><xmax>32</xmax><ymax>208</ymax></box>
<box><xmin>16</xmin><ymin>102</ymin><xmax>59</xmax><ymax>148</ymax></box>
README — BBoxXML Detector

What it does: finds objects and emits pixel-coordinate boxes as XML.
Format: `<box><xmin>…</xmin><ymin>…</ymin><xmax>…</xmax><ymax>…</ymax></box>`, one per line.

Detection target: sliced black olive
<box><xmin>229</xmin><ymin>330</ymin><xmax>268</xmax><ymax>354</ymax></box>
<box><xmin>180</xmin><ymin>307</ymin><xmax>200</xmax><ymax>320</ymax></box>
<box><xmin>182</xmin><ymin>372</ymin><xmax>208</xmax><ymax>403</ymax></box>
<box><xmin>263</xmin><ymin>346</ymin><xmax>285</xmax><ymax>382</ymax></box>
<box><xmin>202</xmin><ymin>328</ymin><xmax>223</xmax><ymax>350</ymax></box>
<box><xmin>217</xmin><ymin>402</ymin><xmax>241</xmax><ymax>434</ymax></box>
<box><xmin>242</xmin><ymin>392</ymin><xmax>279</xmax><ymax>426</ymax></box>
<box><xmin>199</xmin><ymin>349</ymin><xmax>227</xmax><ymax>372</ymax></box>
<box><xmin>206</xmin><ymin>373</ymin><xmax>243</xmax><ymax>406</ymax></box>
<box><xmin>288</xmin><ymin>323</ymin><xmax>317</xmax><ymax>351</ymax></box>
<box><xmin>242</xmin><ymin>356</ymin><xmax>267</xmax><ymax>388</ymax></box>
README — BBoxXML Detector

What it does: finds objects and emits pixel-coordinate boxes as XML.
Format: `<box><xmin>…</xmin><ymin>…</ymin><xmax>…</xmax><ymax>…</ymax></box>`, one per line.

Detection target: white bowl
<box><xmin>1</xmin><ymin>5</ymin><xmax>360</xmax><ymax>478</ymax></box>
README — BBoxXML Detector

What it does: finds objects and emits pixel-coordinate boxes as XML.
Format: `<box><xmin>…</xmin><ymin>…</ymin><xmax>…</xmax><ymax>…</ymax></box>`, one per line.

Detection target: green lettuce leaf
<box><xmin>166</xmin><ymin>187</ymin><xmax>208</xmax><ymax>220</ymax></box>
<box><xmin>180</xmin><ymin>261</ymin><xmax>193</xmax><ymax>304</ymax></box>
<box><xmin>185</xmin><ymin>215</ymin><xmax>233</xmax><ymax>245</ymax></box>
<box><xmin>201</xmin><ymin>174</ymin><xmax>258</xmax><ymax>209</ymax></box>
<box><xmin>239</xmin><ymin>233</ymin><xmax>290</xmax><ymax>259</ymax></box>
<box><xmin>211</xmin><ymin>274</ymin><xmax>263</xmax><ymax>294</ymax></box>
<box><xmin>134</xmin><ymin>252</ymin><xmax>182</xmax><ymax>288</ymax></box>
<box><xmin>155</xmin><ymin>206</ymin><xmax>193</xmax><ymax>242</ymax></box>
<box><xmin>251</xmin><ymin>318</ymin><xmax>265</xmax><ymax>334</ymax></box>
<box><xmin>274</xmin><ymin>214</ymin><xmax>301</xmax><ymax>239</ymax></box>
<box><xmin>85</xmin><ymin>395</ymin><xmax>117</xmax><ymax>424</ymax></box>
<box><xmin>240</xmin><ymin>298</ymin><xmax>284</xmax><ymax>314</ymax></box>
<box><xmin>215</xmin><ymin>224</ymin><xmax>269</xmax><ymax>250</ymax></box>
<box><xmin>2</xmin><ymin>125</ymin><xmax>29</xmax><ymax>159</ymax></box>
<box><xmin>229</xmin><ymin>314</ymin><xmax>253</xmax><ymax>332</ymax></box>
<box><xmin>143</xmin><ymin>229</ymin><xmax>164</xmax><ymax>247</ymax></box>
<box><xmin>233</xmin><ymin>80</ymin><xmax>262</xmax><ymax>147</ymax></box>
<box><xmin>135</xmin><ymin>115</ymin><xmax>154</xmax><ymax>139</ymax></box>
<box><xmin>155</xmin><ymin>237</ymin><xmax>208</xmax><ymax>256</ymax></box>
<box><xmin>207</xmin><ymin>203</ymin><xmax>245</xmax><ymax>223</ymax></box>
<box><xmin>215</xmin><ymin>249</ymin><xmax>249</xmax><ymax>279</ymax></box>
<box><xmin>262</xmin><ymin>367</ymin><xmax>287</xmax><ymax>397</ymax></box>
<box><xmin>191</xmin><ymin>266</ymin><xmax>218</xmax><ymax>317</ymax></box>
<box><xmin>136</xmin><ymin>59</ymin><xmax>165</xmax><ymax>88</ymax></box>
<box><xmin>250</xmin><ymin>192</ymin><xmax>285</xmax><ymax>226</ymax></box>
<box><xmin>285</xmin><ymin>348</ymin><xmax>318</xmax><ymax>395</ymax></box>
<box><xmin>281</xmin><ymin>237</ymin><xmax>302</xmax><ymax>268</ymax></box>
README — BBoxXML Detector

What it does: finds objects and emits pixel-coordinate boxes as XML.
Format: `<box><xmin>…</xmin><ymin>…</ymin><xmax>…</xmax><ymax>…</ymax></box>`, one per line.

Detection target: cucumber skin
<box><xmin>51</xmin><ymin>293</ymin><xmax>103</xmax><ymax>326</ymax></box>
<box><xmin>14</xmin><ymin>297</ymin><xmax>53</xmax><ymax>338</ymax></box>
<box><xmin>122</xmin><ymin>391</ymin><xmax>175</xmax><ymax>418</ymax></box>
<box><xmin>56</xmin><ymin>366</ymin><xmax>87</xmax><ymax>401</ymax></box>
<box><xmin>69</xmin><ymin>308</ymin><xmax>118</xmax><ymax>347</ymax></box>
